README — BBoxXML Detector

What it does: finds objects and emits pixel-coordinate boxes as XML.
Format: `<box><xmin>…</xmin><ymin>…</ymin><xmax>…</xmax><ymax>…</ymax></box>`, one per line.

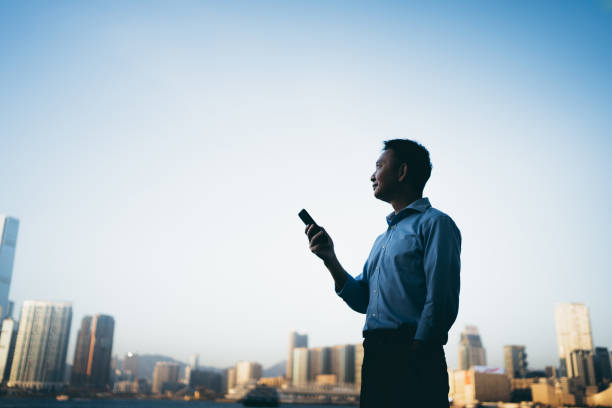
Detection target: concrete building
<box><xmin>458</xmin><ymin>325</ymin><xmax>487</xmax><ymax>370</ymax></box>
<box><xmin>555</xmin><ymin>303</ymin><xmax>594</xmax><ymax>377</ymax></box>
<box><xmin>71</xmin><ymin>316</ymin><xmax>93</xmax><ymax>386</ymax></box>
<box><xmin>354</xmin><ymin>342</ymin><xmax>364</xmax><ymax>390</ymax></box>
<box><xmin>449</xmin><ymin>366</ymin><xmax>510</xmax><ymax>405</ymax></box>
<box><xmin>0</xmin><ymin>216</ymin><xmax>19</xmax><ymax>320</ymax></box>
<box><xmin>0</xmin><ymin>317</ymin><xmax>18</xmax><ymax>382</ymax></box>
<box><xmin>569</xmin><ymin>349</ymin><xmax>597</xmax><ymax>387</ymax></box>
<box><xmin>594</xmin><ymin>347</ymin><xmax>612</xmax><ymax>386</ymax></box>
<box><xmin>86</xmin><ymin>314</ymin><xmax>115</xmax><ymax>388</ymax></box>
<box><xmin>308</xmin><ymin>346</ymin><xmax>331</xmax><ymax>381</ymax></box>
<box><xmin>286</xmin><ymin>331</ymin><xmax>307</xmax><ymax>382</ymax></box>
<box><xmin>8</xmin><ymin>301</ymin><xmax>72</xmax><ymax>390</ymax></box>
<box><xmin>188</xmin><ymin>369</ymin><xmax>222</xmax><ymax>393</ymax></box>
<box><xmin>530</xmin><ymin>377</ymin><xmax>576</xmax><ymax>406</ymax></box>
<box><xmin>152</xmin><ymin>361</ymin><xmax>180</xmax><ymax>394</ymax></box>
<box><xmin>331</xmin><ymin>344</ymin><xmax>355</xmax><ymax>384</ymax></box>
<box><xmin>123</xmin><ymin>352</ymin><xmax>140</xmax><ymax>380</ymax></box>
<box><xmin>504</xmin><ymin>345</ymin><xmax>528</xmax><ymax>378</ymax></box>
<box><xmin>226</xmin><ymin>367</ymin><xmax>236</xmax><ymax>391</ymax></box>
<box><xmin>292</xmin><ymin>347</ymin><xmax>309</xmax><ymax>386</ymax></box>
<box><xmin>235</xmin><ymin>361</ymin><xmax>262</xmax><ymax>386</ymax></box>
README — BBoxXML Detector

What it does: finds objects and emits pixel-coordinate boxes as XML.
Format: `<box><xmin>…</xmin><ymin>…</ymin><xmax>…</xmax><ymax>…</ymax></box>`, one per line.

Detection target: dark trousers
<box><xmin>360</xmin><ymin>327</ymin><xmax>449</xmax><ymax>408</ymax></box>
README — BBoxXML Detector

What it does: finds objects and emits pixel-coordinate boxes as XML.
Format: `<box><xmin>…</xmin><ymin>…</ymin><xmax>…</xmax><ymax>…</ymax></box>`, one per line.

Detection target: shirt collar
<box><xmin>386</xmin><ymin>197</ymin><xmax>431</xmax><ymax>226</ymax></box>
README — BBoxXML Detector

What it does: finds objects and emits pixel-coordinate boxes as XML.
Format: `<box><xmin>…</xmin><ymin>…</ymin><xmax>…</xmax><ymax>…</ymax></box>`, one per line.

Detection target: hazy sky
<box><xmin>1</xmin><ymin>1</ymin><xmax>611</xmax><ymax>371</ymax></box>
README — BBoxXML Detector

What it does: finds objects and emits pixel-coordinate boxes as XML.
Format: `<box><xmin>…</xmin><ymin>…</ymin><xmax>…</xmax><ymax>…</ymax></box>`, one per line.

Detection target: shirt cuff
<box><xmin>335</xmin><ymin>273</ymin><xmax>358</xmax><ymax>300</ymax></box>
<box><xmin>414</xmin><ymin>320</ymin><xmax>433</xmax><ymax>342</ymax></box>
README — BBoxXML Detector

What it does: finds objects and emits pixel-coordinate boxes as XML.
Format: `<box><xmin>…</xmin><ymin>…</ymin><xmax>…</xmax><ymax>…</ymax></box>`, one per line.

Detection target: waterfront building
<box><xmin>458</xmin><ymin>325</ymin><xmax>487</xmax><ymax>370</ymax></box>
<box><xmin>71</xmin><ymin>316</ymin><xmax>92</xmax><ymax>386</ymax></box>
<box><xmin>190</xmin><ymin>353</ymin><xmax>199</xmax><ymax>370</ymax></box>
<box><xmin>292</xmin><ymin>347</ymin><xmax>309</xmax><ymax>386</ymax></box>
<box><xmin>569</xmin><ymin>349</ymin><xmax>596</xmax><ymax>386</ymax></box>
<box><xmin>8</xmin><ymin>301</ymin><xmax>72</xmax><ymax>390</ymax></box>
<box><xmin>594</xmin><ymin>347</ymin><xmax>612</xmax><ymax>386</ymax></box>
<box><xmin>235</xmin><ymin>361</ymin><xmax>262</xmax><ymax>385</ymax></box>
<box><xmin>123</xmin><ymin>352</ymin><xmax>140</xmax><ymax>379</ymax></box>
<box><xmin>308</xmin><ymin>346</ymin><xmax>331</xmax><ymax>381</ymax></box>
<box><xmin>0</xmin><ymin>317</ymin><xmax>18</xmax><ymax>382</ymax></box>
<box><xmin>449</xmin><ymin>366</ymin><xmax>510</xmax><ymax>405</ymax></box>
<box><xmin>331</xmin><ymin>344</ymin><xmax>355</xmax><ymax>384</ymax></box>
<box><xmin>87</xmin><ymin>314</ymin><xmax>115</xmax><ymax>388</ymax></box>
<box><xmin>286</xmin><ymin>331</ymin><xmax>307</xmax><ymax>382</ymax></box>
<box><xmin>504</xmin><ymin>345</ymin><xmax>528</xmax><ymax>378</ymax></box>
<box><xmin>555</xmin><ymin>303</ymin><xmax>593</xmax><ymax>377</ymax></box>
<box><xmin>226</xmin><ymin>367</ymin><xmax>236</xmax><ymax>391</ymax></box>
<box><xmin>152</xmin><ymin>361</ymin><xmax>180</xmax><ymax>394</ymax></box>
<box><xmin>0</xmin><ymin>216</ymin><xmax>19</xmax><ymax>320</ymax></box>
<box><xmin>354</xmin><ymin>342</ymin><xmax>364</xmax><ymax>389</ymax></box>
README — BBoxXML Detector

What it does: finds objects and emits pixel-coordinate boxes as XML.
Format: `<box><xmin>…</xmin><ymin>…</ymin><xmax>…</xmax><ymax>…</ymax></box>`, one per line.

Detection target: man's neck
<box><xmin>391</xmin><ymin>194</ymin><xmax>422</xmax><ymax>214</ymax></box>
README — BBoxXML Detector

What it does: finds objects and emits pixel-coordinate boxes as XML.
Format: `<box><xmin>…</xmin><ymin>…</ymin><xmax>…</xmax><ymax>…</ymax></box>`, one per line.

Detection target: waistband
<box><xmin>363</xmin><ymin>324</ymin><xmax>417</xmax><ymax>344</ymax></box>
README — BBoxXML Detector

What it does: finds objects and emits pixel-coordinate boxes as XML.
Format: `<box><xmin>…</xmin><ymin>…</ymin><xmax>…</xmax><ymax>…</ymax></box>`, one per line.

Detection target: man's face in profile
<box><xmin>371</xmin><ymin>149</ymin><xmax>400</xmax><ymax>203</ymax></box>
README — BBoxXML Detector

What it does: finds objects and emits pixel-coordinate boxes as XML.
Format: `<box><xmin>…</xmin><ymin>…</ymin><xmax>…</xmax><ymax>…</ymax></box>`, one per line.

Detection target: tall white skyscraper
<box><xmin>292</xmin><ymin>348</ymin><xmax>309</xmax><ymax>386</ymax></box>
<box><xmin>555</xmin><ymin>303</ymin><xmax>594</xmax><ymax>378</ymax></box>
<box><xmin>458</xmin><ymin>325</ymin><xmax>487</xmax><ymax>370</ymax></box>
<box><xmin>287</xmin><ymin>331</ymin><xmax>308</xmax><ymax>381</ymax></box>
<box><xmin>0</xmin><ymin>216</ymin><xmax>19</xmax><ymax>319</ymax></box>
<box><xmin>0</xmin><ymin>317</ymin><xmax>18</xmax><ymax>382</ymax></box>
<box><xmin>235</xmin><ymin>361</ymin><xmax>262</xmax><ymax>386</ymax></box>
<box><xmin>8</xmin><ymin>301</ymin><xmax>72</xmax><ymax>390</ymax></box>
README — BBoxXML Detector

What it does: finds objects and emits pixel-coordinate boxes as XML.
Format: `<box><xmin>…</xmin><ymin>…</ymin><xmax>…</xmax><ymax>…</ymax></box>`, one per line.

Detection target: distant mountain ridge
<box><xmin>137</xmin><ymin>354</ymin><xmax>223</xmax><ymax>380</ymax></box>
<box><xmin>263</xmin><ymin>360</ymin><xmax>286</xmax><ymax>378</ymax></box>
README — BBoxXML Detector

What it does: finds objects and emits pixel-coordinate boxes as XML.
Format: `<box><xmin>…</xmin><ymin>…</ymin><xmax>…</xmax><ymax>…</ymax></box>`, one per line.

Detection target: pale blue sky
<box><xmin>1</xmin><ymin>1</ymin><xmax>611</xmax><ymax>370</ymax></box>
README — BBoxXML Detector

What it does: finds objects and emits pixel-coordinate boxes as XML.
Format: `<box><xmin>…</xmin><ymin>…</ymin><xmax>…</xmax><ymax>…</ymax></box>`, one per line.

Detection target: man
<box><xmin>305</xmin><ymin>139</ymin><xmax>461</xmax><ymax>407</ymax></box>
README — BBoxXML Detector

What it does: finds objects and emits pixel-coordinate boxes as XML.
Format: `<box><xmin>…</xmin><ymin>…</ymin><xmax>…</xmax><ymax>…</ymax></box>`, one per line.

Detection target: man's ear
<box><xmin>397</xmin><ymin>163</ymin><xmax>408</xmax><ymax>183</ymax></box>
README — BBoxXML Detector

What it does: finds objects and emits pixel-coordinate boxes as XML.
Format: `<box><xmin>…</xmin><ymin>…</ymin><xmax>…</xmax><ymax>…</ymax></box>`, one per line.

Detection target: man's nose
<box><xmin>370</xmin><ymin>173</ymin><xmax>376</xmax><ymax>182</ymax></box>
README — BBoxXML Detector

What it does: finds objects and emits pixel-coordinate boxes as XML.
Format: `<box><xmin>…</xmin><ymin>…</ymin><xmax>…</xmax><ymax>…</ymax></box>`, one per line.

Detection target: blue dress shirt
<box><xmin>337</xmin><ymin>198</ymin><xmax>461</xmax><ymax>345</ymax></box>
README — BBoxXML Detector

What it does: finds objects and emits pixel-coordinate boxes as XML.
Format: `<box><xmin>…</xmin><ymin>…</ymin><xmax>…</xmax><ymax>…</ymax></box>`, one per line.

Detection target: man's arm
<box><xmin>414</xmin><ymin>215</ymin><xmax>461</xmax><ymax>344</ymax></box>
<box><xmin>306</xmin><ymin>224</ymin><xmax>369</xmax><ymax>313</ymax></box>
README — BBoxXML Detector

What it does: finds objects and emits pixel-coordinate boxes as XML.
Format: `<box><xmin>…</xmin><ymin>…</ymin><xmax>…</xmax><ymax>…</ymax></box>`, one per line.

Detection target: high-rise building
<box><xmin>458</xmin><ymin>325</ymin><xmax>487</xmax><ymax>370</ymax></box>
<box><xmin>190</xmin><ymin>354</ymin><xmax>199</xmax><ymax>370</ymax></box>
<box><xmin>0</xmin><ymin>317</ymin><xmax>18</xmax><ymax>382</ymax></box>
<box><xmin>287</xmin><ymin>331</ymin><xmax>308</xmax><ymax>381</ymax></box>
<box><xmin>0</xmin><ymin>216</ymin><xmax>19</xmax><ymax>320</ymax></box>
<box><xmin>71</xmin><ymin>316</ymin><xmax>93</xmax><ymax>386</ymax></box>
<box><xmin>594</xmin><ymin>347</ymin><xmax>612</xmax><ymax>385</ymax></box>
<box><xmin>123</xmin><ymin>352</ymin><xmax>140</xmax><ymax>379</ymax></box>
<box><xmin>331</xmin><ymin>344</ymin><xmax>355</xmax><ymax>384</ymax></box>
<box><xmin>568</xmin><ymin>349</ymin><xmax>596</xmax><ymax>387</ymax></box>
<box><xmin>87</xmin><ymin>314</ymin><xmax>115</xmax><ymax>388</ymax></box>
<box><xmin>152</xmin><ymin>362</ymin><xmax>180</xmax><ymax>394</ymax></box>
<box><xmin>354</xmin><ymin>342</ymin><xmax>364</xmax><ymax>389</ymax></box>
<box><xmin>504</xmin><ymin>345</ymin><xmax>528</xmax><ymax>378</ymax></box>
<box><xmin>309</xmin><ymin>346</ymin><xmax>331</xmax><ymax>381</ymax></box>
<box><xmin>8</xmin><ymin>301</ymin><xmax>72</xmax><ymax>390</ymax></box>
<box><xmin>555</xmin><ymin>303</ymin><xmax>594</xmax><ymax>378</ymax></box>
<box><xmin>235</xmin><ymin>361</ymin><xmax>262</xmax><ymax>386</ymax></box>
<box><xmin>292</xmin><ymin>348</ymin><xmax>309</xmax><ymax>386</ymax></box>
<box><xmin>226</xmin><ymin>367</ymin><xmax>236</xmax><ymax>391</ymax></box>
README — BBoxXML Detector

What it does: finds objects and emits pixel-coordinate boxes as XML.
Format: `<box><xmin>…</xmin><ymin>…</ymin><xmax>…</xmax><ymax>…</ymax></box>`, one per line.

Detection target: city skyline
<box><xmin>1</xmin><ymin>0</ymin><xmax>612</xmax><ymax>370</ymax></box>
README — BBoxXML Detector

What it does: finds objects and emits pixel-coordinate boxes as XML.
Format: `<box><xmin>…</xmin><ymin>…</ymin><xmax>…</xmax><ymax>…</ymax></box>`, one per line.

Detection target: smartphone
<box><xmin>298</xmin><ymin>209</ymin><xmax>322</xmax><ymax>234</ymax></box>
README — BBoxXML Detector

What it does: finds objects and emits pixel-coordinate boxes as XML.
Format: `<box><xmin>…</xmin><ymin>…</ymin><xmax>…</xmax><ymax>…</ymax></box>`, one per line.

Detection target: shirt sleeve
<box><xmin>335</xmin><ymin>263</ymin><xmax>370</xmax><ymax>314</ymax></box>
<box><xmin>415</xmin><ymin>214</ymin><xmax>461</xmax><ymax>343</ymax></box>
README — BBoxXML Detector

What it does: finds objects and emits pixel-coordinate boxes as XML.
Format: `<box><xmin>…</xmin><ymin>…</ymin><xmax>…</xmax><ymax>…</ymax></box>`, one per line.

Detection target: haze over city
<box><xmin>1</xmin><ymin>0</ymin><xmax>612</xmax><ymax>373</ymax></box>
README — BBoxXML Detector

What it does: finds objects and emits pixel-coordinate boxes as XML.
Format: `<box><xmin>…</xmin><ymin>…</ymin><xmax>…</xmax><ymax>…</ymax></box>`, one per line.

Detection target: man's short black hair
<box><xmin>383</xmin><ymin>139</ymin><xmax>432</xmax><ymax>194</ymax></box>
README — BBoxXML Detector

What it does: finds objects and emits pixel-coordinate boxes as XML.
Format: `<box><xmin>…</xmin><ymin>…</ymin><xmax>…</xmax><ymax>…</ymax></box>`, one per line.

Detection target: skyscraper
<box><xmin>594</xmin><ymin>347</ymin><xmax>612</xmax><ymax>385</ymax></box>
<box><xmin>87</xmin><ymin>314</ymin><xmax>115</xmax><ymax>388</ymax></box>
<box><xmin>152</xmin><ymin>361</ymin><xmax>180</xmax><ymax>394</ymax></box>
<box><xmin>354</xmin><ymin>342</ymin><xmax>364</xmax><ymax>389</ymax></box>
<box><xmin>555</xmin><ymin>303</ymin><xmax>594</xmax><ymax>378</ymax></box>
<box><xmin>292</xmin><ymin>347</ymin><xmax>309</xmax><ymax>386</ymax></box>
<box><xmin>309</xmin><ymin>346</ymin><xmax>331</xmax><ymax>381</ymax></box>
<box><xmin>0</xmin><ymin>216</ymin><xmax>19</xmax><ymax>320</ymax></box>
<box><xmin>287</xmin><ymin>331</ymin><xmax>307</xmax><ymax>381</ymax></box>
<box><xmin>331</xmin><ymin>344</ymin><xmax>355</xmax><ymax>384</ymax></box>
<box><xmin>0</xmin><ymin>317</ymin><xmax>18</xmax><ymax>382</ymax></box>
<box><xmin>71</xmin><ymin>316</ymin><xmax>93</xmax><ymax>386</ymax></box>
<box><xmin>504</xmin><ymin>345</ymin><xmax>528</xmax><ymax>378</ymax></box>
<box><xmin>190</xmin><ymin>354</ymin><xmax>199</xmax><ymax>370</ymax></box>
<box><xmin>123</xmin><ymin>352</ymin><xmax>140</xmax><ymax>379</ymax></box>
<box><xmin>235</xmin><ymin>361</ymin><xmax>262</xmax><ymax>386</ymax></box>
<box><xmin>8</xmin><ymin>301</ymin><xmax>72</xmax><ymax>390</ymax></box>
<box><xmin>458</xmin><ymin>325</ymin><xmax>487</xmax><ymax>370</ymax></box>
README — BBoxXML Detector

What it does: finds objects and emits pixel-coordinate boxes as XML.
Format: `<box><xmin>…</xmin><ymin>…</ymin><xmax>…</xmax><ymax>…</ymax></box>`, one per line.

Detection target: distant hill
<box><xmin>263</xmin><ymin>360</ymin><xmax>286</xmax><ymax>378</ymax></box>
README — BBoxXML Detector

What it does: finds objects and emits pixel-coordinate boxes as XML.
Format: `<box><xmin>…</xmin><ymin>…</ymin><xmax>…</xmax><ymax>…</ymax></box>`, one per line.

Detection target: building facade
<box><xmin>594</xmin><ymin>347</ymin><xmax>612</xmax><ymax>386</ymax></box>
<box><xmin>458</xmin><ymin>325</ymin><xmax>487</xmax><ymax>370</ymax></box>
<box><xmin>504</xmin><ymin>345</ymin><xmax>528</xmax><ymax>378</ymax></box>
<box><xmin>292</xmin><ymin>347</ymin><xmax>309</xmax><ymax>386</ymax></box>
<box><xmin>71</xmin><ymin>316</ymin><xmax>93</xmax><ymax>386</ymax></box>
<box><xmin>555</xmin><ymin>303</ymin><xmax>594</xmax><ymax>378</ymax></box>
<box><xmin>0</xmin><ymin>317</ymin><xmax>18</xmax><ymax>382</ymax></box>
<box><xmin>308</xmin><ymin>346</ymin><xmax>331</xmax><ymax>382</ymax></box>
<box><xmin>331</xmin><ymin>344</ymin><xmax>355</xmax><ymax>384</ymax></box>
<box><xmin>8</xmin><ymin>301</ymin><xmax>72</xmax><ymax>390</ymax></box>
<box><xmin>152</xmin><ymin>362</ymin><xmax>180</xmax><ymax>394</ymax></box>
<box><xmin>235</xmin><ymin>361</ymin><xmax>262</xmax><ymax>386</ymax></box>
<box><xmin>287</xmin><ymin>331</ymin><xmax>308</xmax><ymax>382</ymax></box>
<box><xmin>0</xmin><ymin>216</ymin><xmax>19</xmax><ymax>320</ymax></box>
<box><xmin>87</xmin><ymin>314</ymin><xmax>115</xmax><ymax>388</ymax></box>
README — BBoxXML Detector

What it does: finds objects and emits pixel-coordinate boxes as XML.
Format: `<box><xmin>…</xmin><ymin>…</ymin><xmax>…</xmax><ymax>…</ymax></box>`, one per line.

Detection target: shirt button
<box><xmin>373</xmin><ymin>290</ymin><xmax>377</xmax><ymax>294</ymax></box>
<box><xmin>382</xmin><ymin>246</ymin><xmax>385</xmax><ymax>249</ymax></box>
<box><xmin>372</xmin><ymin>314</ymin><xmax>376</xmax><ymax>317</ymax></box>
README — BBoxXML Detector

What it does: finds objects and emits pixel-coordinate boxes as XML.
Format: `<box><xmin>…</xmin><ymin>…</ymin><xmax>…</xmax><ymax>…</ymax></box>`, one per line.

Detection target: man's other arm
<box><xmin>414</xmin><ymin>214</ymin><xmax>461</xmax><ymax>344</ymax></box>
